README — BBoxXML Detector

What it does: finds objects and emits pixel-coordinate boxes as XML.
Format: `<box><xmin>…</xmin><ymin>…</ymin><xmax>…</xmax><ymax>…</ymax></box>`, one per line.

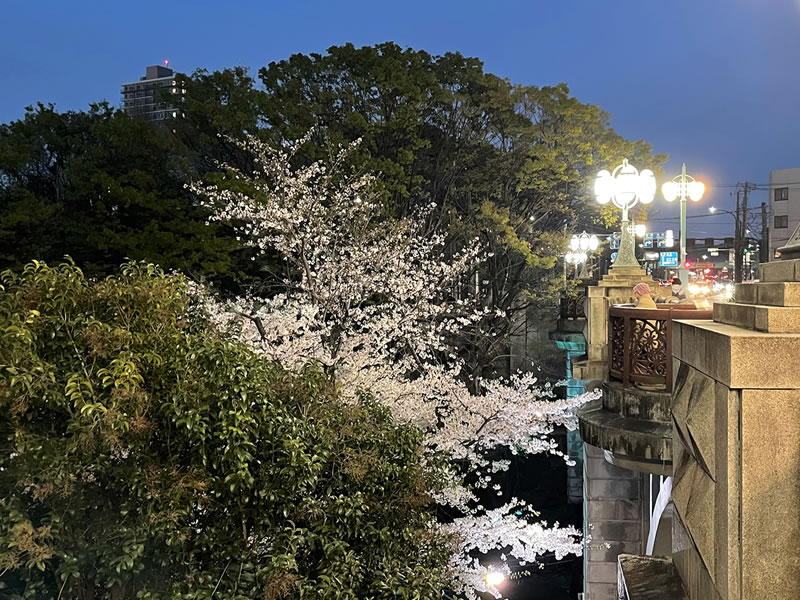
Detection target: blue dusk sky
<box><xmin>2</xmin><ymin>0</ymin><xmax>799</xmax><ymax>237</ymax></box>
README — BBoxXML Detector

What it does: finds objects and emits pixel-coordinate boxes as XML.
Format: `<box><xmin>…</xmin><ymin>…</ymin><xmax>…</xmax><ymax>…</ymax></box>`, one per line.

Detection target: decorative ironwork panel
<box><xmin>610</xmin><ymin>315</ymin><xmax>625</xmax><ymax>372</ymax></box>
<box><xmin>629</xmin><ymin>317</ymin><xmax>668</xmax><ymax>378</ymax></box>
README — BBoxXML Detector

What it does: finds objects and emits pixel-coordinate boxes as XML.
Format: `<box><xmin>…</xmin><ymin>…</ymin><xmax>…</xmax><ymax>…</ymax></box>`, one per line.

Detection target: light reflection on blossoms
<box><xmin>189</xmin><ymin>133</ymin><xmax>600</xmax><ymax>596</ymax></box>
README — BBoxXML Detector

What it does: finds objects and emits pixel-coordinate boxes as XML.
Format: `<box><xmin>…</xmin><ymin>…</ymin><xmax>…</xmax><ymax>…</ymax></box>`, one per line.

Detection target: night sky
<box><xmin>2</xmin><ymin>0</ymin><xmax>799</xmax><ymax>236</ymax></box>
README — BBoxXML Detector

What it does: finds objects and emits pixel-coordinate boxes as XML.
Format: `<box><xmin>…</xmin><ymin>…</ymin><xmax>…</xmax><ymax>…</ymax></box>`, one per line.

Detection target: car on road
<box><xmin>688</xmin><ymin>279</ymin><xmax>713</xmax><ymax>297</ymax></box>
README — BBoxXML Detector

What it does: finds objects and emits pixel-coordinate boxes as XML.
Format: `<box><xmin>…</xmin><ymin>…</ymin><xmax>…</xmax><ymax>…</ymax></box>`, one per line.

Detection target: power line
<box><xmin>710</xmin><ymin>182</ymin><xmax>800</xmax><ymax>187</ymax></box>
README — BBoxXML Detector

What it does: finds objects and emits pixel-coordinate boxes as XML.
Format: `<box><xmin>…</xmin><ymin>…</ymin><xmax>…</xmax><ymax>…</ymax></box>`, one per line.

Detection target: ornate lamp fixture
<box><xmin>595</xmin><ymin>159</ymin><xmax>656</xmax><ymax>268</ymax></box>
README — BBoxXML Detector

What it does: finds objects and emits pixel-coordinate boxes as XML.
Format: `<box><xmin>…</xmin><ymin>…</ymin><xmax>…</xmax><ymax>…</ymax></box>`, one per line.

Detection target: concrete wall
<box><xmin>583</xmin><ymin>443</ymin><xmax>645</xmax><ymax>600</ymax></box>
<box><xmin>769</xmin><ymin>167</ymin><xmax>800</xmax><ymax>258</ymax></box>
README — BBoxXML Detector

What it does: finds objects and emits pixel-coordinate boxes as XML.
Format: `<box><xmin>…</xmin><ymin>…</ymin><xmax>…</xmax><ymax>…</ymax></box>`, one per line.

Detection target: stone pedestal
<box><xmin>574</xmin><ymin>267</ymin><xmax>669</xmax><ymax>381</ymax></box>
<box><xmin>669</xmin><ymin>258</ymin><xmax>800</xmax><ymax>600</ymax></box>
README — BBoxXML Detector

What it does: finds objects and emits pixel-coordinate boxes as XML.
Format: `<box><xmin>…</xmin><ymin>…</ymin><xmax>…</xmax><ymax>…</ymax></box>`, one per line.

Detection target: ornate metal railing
<box><xmin>608</xmin><ymin>304</ymin><xmax>712</xmax><ymax>392</ymax></box>
<box><xmin>560</xmin><ymin>292</ymin><xmax>587</xmax><ymax>320</ymax></box>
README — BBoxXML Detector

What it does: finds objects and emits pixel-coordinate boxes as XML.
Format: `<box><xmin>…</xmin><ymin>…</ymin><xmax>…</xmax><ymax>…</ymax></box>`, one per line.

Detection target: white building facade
<box><xmin>769</xmin><ymin>167</ymin><xmax>800</xmax><ymax>258</ymax></box>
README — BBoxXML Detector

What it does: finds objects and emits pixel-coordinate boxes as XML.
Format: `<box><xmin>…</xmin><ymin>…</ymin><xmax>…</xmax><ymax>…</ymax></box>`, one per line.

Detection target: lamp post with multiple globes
<box><xmin>662</xmin><ymin>164</ymin><xmax>705</xmax><ymax>288</ymax></box>
<box><xmin>567</xmin><ymin>231</ymin><xmax>599</xmax><ymax>278</ymax></box>
<box><xmin>594</xmin><ymin>159</ymin><xmax>656</xmax><ymax>269</ymax></box>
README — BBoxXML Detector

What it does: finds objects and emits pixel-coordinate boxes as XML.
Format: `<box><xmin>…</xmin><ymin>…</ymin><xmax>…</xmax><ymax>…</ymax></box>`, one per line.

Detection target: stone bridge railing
<box><xmin>608</xmin><ymin>304</ymin><xmax>712</xmax><ymax>392</ymax></box>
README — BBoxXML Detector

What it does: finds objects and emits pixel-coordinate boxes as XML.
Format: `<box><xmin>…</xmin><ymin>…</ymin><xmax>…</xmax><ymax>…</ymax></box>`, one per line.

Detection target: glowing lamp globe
<box><xmin>662</xmin><ymin>181</ymin><xmax>679</xmax><ymax>202</ymax></box>
<box><xmin>595</xmin><ymin>160</ymin><xmax>655</xmax><ymax>211</ymax></box>
<box><xmin>638</xmin><ymin>169</ymin><xmax>656</xmax><ymax>204</ymax></box>
<box><xmin>614</xmin><ymin>161</ymin><xmax>639</xmax><ymax>205</ymax></box>
<box><xmin>688</xmin><ymin>181</ymin><xmax>705</xmax><ymax>202</ymax></box>
<box><xmin>571</xmin><ymin>231</ymin><xmax>598</xmax><ymax>253</ymax></box>
<box><xmin>594</xmin><ymin>170</ymin><xmax>613</xmax><ymax>205</ymax></box>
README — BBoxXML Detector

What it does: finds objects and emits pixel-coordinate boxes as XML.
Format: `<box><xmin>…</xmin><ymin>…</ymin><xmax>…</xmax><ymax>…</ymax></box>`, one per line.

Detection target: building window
<box><xmin>775</xmin><ymin>187</ymin><xmax>789</xmax><ymax>201</ymax></box>
<box><xmin>775</xmin><ymin>215</ymin><xmax>789</xmax><ymax>229</ymax></box>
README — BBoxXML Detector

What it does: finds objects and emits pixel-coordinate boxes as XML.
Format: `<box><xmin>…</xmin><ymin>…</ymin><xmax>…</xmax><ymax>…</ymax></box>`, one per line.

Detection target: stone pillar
<box><xmin>583</xmin><ymin>443</ymin><xmax>646</xmax><ymax>600</ymax></box>
<box><xmin>671</xmin><ymin>257</ymin><xmax>800</xmax><ymax>600</ymax></box>
<box><xmin>574</xmin><ymin>266</ymin><xmax>668</xmax><ymax>381</ymax></box>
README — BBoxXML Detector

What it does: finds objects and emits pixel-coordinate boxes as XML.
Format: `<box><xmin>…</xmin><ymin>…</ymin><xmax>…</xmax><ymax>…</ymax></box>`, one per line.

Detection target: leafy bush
<box><xmin>0</xmin><ymin>260</ymin><xmax>450</xmax><ymax>600</ymax></box>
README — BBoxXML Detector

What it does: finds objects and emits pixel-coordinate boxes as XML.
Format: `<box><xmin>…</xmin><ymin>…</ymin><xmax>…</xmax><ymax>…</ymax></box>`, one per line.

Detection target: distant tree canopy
<box><xmin>0</xmin><ymin>43</ymin><xmax>666</xmax><ymax>310</ymax></box>
<box><xmin>256</xmin><ymin>43</ymin><xmax>665</xmax><ymax>226</ymax></box>
<box><xmin>0</xmin><ymin>103</ymin><xmax>261</xmax><ymax>289</ymax></box>
<box><xmin>0</xmin><ymin>260</ymin><xmax>451</xmax><ymax>600</ymax></box>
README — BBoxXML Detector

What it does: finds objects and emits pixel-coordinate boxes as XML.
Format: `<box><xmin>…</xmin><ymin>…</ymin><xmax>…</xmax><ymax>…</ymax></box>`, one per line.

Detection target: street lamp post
<box><xmin>569</xmin><ymin>231</ymin><xmax>599</xmax><ymax>279</ymax></box>
<box><xmin>565</xmin><ymin>250</ymin><xmax>587</xmax><ymax>278</ymax></box>
<box><xmin>662</xmin><ymin>164</ymin><xmax>705</xmax><ymax>288</ymax></box>
<box><xmin>595</xmin><ymin>159</ymin><xmax>656</xmax><ymax>269</ymax></box>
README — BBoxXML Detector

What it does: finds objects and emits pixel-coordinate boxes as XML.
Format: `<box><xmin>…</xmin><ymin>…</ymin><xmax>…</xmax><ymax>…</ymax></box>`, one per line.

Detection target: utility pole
<box><xmin>761</xmin><ymin>201</ymin><xmax>769</xmax><ymax>265</ymax></box>
<box><xmin>742</xmin><ymin>183</ymin><xmax>751</xmax><ymax>280</ymax></box>
<box><xmin>733</xmin><ymin>183</ymin><xmax>754</xmax><ymax>283</ymax></box>
<box><xmin>734</xmin><ymin>188</ymin><xmax>743</xmax><ymax>283</ymax></box>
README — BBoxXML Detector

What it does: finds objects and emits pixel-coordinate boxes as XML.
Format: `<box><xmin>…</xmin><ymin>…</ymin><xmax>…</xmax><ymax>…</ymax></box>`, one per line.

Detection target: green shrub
<box><xmin>0</xmin><ymin>260</ymin><xmax>450</xmax><ymax>600</ymax></box>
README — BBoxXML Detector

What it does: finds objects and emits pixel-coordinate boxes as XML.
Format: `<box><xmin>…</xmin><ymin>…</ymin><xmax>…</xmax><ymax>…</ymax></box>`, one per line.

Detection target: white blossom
<box><xmin>190</xmin><ymin>133</ymin><xmax>600</xmax><ymax>596</ymax></box>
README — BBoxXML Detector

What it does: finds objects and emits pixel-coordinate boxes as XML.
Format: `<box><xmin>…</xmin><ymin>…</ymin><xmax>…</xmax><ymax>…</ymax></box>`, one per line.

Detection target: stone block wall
<box><xmin>583</xmin><ymin>443</ymin><xmax>645</xmax><ymax>600</ymax></box>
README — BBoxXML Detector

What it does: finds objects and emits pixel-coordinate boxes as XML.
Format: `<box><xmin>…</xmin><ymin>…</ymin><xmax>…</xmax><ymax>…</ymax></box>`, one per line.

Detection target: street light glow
<box><xmin>662</xmin><ymin>176</ymin><xmax>704</xmax><ymax>203</ymax></box>
<box><xmin>595</xmin><ymin>160</ymin><xmax>656</xmax><ymax>212</ymax></box>
<box><xmin>571</xmin><ymin>231</ymin><xmax>599</xmax><ymax>252</ymax></box>
<box><xmin>486</xmin><ymin>571</ymin><xmax>505</xmax><ymax>586</ymax></box>
<box><xmin>634</xmin><ymin>223</ymin><xmax>646</xmax><ymax>238</ymax></box>
<box><xmin>688</xmin><ymin>181</ymin><xmax>705</xmax><ymax>202</ymax></box>
<box><xmin>595</xmin><ymin>159</ymin><xmax>655</xmax><ymax>268</ymax></box>
<box><xmin>709</xmin><ymin>206</ymin><xmax>717</xmax><ymax>213</ymax></box>
<box><xmin>662</xmin><ymin>180</ymin><xmax>679</xmax><ymax>202</ymax></box>
<box><xmin>662</xmin><ymin>164</ymin><xmax>705</xmax><ymax>295</ymax></box>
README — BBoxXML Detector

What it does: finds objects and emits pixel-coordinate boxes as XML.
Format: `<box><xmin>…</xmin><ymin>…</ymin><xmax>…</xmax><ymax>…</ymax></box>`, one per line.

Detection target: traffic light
<box><xmin>743</xmin><ymin>247</ymin><xmax>749</xmax><ymax>254</ymax></box>
<box><xmin>684</xmin><ymin>260</ymin><xmax>692</xmax><ymax>269</ymax></box>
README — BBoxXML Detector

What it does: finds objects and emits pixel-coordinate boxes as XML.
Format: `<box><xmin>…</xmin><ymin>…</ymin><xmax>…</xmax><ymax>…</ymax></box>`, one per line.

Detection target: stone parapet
<box><xmin>572</xmin><ymin>359</ymin><xmax>606</xmax><ymax>382</ymax></box>
<box><xmin>673</xmin><ymin>320</ymin><xmax>800</xmax><ymax>389</ymax></box>
<box><xmin>735</xmin><ymin>281</ymin><xmax>800</xmax><ymax>306</ymax></box>
<box><xmin>712</xmin><ymin>301</ymin><xmax>800</xmax><ymax>333</ymax></box>
<box><xmin>758</xmin><ymin>257</ymin><xmax>800</xmax><ymax>281</ymax></box>
<box><xmin>622</xmin><ymin>255</ymin><xmax>800</xmax><ymax>600</ymax></box>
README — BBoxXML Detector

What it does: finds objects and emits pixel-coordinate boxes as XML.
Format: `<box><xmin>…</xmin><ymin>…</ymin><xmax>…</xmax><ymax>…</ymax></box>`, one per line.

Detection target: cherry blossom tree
<box><xmin>189</xmin><ymin>134</ymin><xmax>599</xmax><ymax>597</ymax></box>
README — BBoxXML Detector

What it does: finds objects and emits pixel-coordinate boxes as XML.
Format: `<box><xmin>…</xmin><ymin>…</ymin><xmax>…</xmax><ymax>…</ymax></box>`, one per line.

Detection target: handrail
<box><xmin>608</xmin><ymin>304</ymin><xmax>712</xmax><ymax>392</ymax></box>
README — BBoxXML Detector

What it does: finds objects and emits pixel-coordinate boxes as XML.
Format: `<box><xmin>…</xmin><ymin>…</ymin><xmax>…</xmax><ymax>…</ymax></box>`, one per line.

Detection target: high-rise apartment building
<box><xmin>121</xmin><ymin>65</ymin><xmax>185</xmax><ymax>121</ymax></box>
<box><xmin>768</xmin><ymin>167</ymin><xmax>800</xmax><ymax>258</ymax></box>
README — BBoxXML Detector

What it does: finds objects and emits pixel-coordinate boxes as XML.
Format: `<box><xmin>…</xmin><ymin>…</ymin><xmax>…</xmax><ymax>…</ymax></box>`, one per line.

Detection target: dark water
<box><xmin>475</xmin><ymin>435</ymin><xmax>582</xmax><ymax>600</ymax></box>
